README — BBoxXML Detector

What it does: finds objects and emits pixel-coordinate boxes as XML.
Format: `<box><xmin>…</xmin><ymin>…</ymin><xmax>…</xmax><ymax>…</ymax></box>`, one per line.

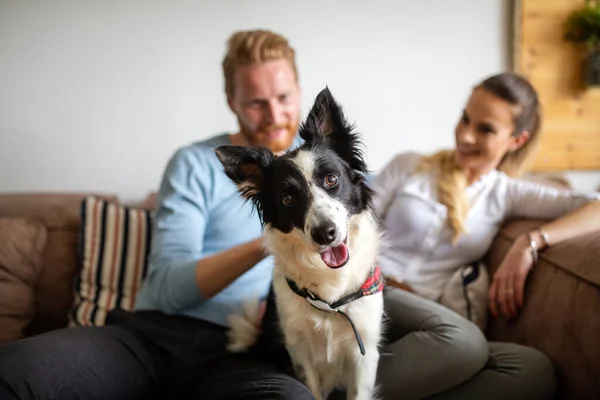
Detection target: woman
<box><xmin>371</xmin><ymin>72</ymin><xmax>600</xmax><ymax>399</ymax></box>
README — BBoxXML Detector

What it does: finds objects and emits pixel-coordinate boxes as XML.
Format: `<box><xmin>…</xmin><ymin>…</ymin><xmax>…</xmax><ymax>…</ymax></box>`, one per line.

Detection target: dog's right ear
<box><xmin>299</xmin><ymin>86</ymin><xmax>345</xmax><ymax>143</ymax></box>
<box><xmin>300</xmin><ymin>87</ymin><xmax>369</xmax><ymax>177</ymax></box>
<box><xmin>214</xmin><ymin>145</ymin><xmax>274</xmax><ymax>201</ymax></box>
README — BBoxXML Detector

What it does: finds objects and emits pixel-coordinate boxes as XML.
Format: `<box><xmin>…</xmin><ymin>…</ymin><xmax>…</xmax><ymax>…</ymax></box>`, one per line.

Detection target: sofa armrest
<box><xmin>483</xmin><ymin>219</ymin><xmax>600</xmax><ymax>399</ymax></box>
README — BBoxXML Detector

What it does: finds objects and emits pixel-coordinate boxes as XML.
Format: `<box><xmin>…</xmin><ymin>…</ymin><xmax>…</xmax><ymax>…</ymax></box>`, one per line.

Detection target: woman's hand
<box><xmin>488</xmin><ymin>234</ymin><xmax>534</xmax><ymax>320</ymax></box>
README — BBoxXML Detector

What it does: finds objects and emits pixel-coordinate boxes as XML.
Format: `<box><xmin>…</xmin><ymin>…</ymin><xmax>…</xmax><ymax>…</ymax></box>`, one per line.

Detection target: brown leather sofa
<box><xmin>1</xmin><ymin>192</ymin><xmax>599</xmax><ymax>399</ymax></box>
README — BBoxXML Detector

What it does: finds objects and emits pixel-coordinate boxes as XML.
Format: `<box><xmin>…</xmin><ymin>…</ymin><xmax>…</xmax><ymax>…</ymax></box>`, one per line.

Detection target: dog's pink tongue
<box><xmin>320</xmin><ymin>243</ymin><xmax>349</xmax><ymax>268</ymax></box>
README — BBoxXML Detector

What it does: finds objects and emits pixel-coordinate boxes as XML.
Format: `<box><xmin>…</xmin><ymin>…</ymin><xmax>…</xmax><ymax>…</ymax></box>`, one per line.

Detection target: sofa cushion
<box><xmin>0</xmin><ymin>218</ymin><xmax>47</xmax><ymax>343</ymax></box>
<box><xmin>70</xmin><ymin>196</ymin><xmax>152</xmax><ymax>327</ymax></box>
<box><xmin>0</xmin><ymin>193</ymin><xmax>120</xmax><ymax>335</ymax></box>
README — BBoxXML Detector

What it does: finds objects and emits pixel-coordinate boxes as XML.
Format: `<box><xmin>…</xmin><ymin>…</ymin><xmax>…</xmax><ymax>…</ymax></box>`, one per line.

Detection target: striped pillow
<box><xmin>70</xmin><ymin>196</ymin><xmax>152</xmax><ymax>327</ymax></box>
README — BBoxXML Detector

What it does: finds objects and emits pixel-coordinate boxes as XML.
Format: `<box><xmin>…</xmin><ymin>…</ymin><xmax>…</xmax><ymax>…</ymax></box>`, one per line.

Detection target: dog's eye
<box><xmin>324</xmin><ymin>174</ymin><xmax>338</xmax><ymax>187</ymax></box>
<box><xmin>281</xmin><ymin>194</ymin><xmax>293</xmax><ymax>206</ymax></box>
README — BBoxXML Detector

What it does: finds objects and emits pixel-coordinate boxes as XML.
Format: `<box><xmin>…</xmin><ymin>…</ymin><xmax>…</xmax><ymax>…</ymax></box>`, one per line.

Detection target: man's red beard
<box><xmin>239</xmin><ymin>119</ymin><xmax>299</xmax><ymax>154</ymax></box>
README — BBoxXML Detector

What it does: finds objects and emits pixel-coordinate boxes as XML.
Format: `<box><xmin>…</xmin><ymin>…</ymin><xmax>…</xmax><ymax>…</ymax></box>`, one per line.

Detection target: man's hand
<box><xmin>488</xmin><ymin>234</ymin><xmax>534</xmax><ymax>320</ymax></box>
<box><xmin>195</xmin><ymin>237</ymin><xmax>269</xmax><ymax>298</ymax></box>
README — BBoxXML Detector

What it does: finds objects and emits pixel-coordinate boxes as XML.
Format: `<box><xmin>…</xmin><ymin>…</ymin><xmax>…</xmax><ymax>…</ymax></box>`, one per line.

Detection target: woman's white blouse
<box><xmin>370</xmin><ymin>152</ymin><xmax>599</xmax><ymax>301</ymax></box>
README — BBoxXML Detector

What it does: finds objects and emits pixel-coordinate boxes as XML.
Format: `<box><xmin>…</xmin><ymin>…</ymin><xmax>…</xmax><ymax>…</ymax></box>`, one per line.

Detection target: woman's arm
<box><xmin>504</xmin><ymin>176</ymin><xmax>599</xmax><ymax>221</ymax></box>
<box><xmin>528</xmin><ymin>199</ymin><xmax>600</xmax><ymax>247</ymax></box>
<box><xmin>489</xmin><ymin>179</ymin><xmax>600</xmax><ymax>320</ymax></box>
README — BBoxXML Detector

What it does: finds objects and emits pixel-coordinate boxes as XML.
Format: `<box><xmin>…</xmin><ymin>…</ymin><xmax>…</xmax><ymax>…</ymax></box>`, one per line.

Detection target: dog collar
<box><xmin>285</xmin><ymin>266</ymin><xmax>384</xmax><ymax>355</ymax></box>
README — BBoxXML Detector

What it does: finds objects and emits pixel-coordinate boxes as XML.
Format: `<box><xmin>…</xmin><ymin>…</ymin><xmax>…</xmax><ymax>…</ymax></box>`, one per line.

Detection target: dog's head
<box><xmin>215</xmin><ymin>87</ymin><xmax>373</xmax><ymax>270</ymax></box>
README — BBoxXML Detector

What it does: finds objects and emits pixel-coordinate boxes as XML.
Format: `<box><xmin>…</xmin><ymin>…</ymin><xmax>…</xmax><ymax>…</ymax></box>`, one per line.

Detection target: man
<box><xmin>0</xmin><ymin>29</ymin><xmax>313</xmax><ymax>400</ymax></box>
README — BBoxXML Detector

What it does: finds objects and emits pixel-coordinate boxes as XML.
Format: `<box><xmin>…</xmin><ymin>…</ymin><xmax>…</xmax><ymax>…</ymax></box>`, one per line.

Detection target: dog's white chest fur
<box><xmin>260</xmin><ymin>210</ymin><xmax>384</xmax><ymax>400</ymax></box>
<box><xmin>226</xmin><ymin>210</ymin><xmax>385</xmax><ymax>400</ymax></box>
<box><xmin>273</xmin><ymin>270</ymin><xmax>384</xmax><ymax>399</ymax></box>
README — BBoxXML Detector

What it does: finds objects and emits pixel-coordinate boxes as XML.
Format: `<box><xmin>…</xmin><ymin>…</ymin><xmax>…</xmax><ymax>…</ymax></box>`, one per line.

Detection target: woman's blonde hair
<box><xmin>222</xmin><ymin>29</ymin><xmax>298</xmax><ymax>96</ymax></box>
<box><xmin>417</xmin><ymin>72</ymin><xmax>542</xmax><ymax>243</ymax></box>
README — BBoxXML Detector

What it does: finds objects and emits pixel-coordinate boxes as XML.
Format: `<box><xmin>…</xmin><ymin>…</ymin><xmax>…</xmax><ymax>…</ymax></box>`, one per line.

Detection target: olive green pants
<box><xmin>376</xmin><ymin>287</ymin><xmax>556</xmax><ymax>400</ymax></box>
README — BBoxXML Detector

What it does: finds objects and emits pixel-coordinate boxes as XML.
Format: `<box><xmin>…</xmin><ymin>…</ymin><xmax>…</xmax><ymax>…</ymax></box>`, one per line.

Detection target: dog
<box><xmin>215</xmin><ymin>87</ymin><xmax>385</xmax><ymax>400</ymax></box>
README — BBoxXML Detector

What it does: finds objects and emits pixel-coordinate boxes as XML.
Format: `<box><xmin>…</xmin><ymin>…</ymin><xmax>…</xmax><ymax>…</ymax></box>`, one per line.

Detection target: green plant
<box><xmin>563</xmin><ymin>0</ymin><xmax>600</xmax><ymax>48</ymax></box>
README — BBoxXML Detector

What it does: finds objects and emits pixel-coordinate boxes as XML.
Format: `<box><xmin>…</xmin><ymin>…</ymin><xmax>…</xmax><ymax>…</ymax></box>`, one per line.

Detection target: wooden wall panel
<box><xmin>514</xmin><ymin>0</ymin><xmax>600</xmax><ymax>171</ymax></box>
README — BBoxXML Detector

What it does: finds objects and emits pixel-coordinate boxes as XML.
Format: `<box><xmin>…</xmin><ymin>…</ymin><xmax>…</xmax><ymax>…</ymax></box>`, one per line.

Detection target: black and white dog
<box><xmin>215</xmin><ymin>88</ymin><xmax>384</xmax><ymax>400</ymax></box>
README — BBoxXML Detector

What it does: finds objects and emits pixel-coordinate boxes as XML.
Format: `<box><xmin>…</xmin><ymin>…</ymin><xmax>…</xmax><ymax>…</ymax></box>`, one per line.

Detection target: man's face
<box><xmin>227</xmin><ymin>58</ymin><xmax>301</xmax><ymax>154</ymax></box>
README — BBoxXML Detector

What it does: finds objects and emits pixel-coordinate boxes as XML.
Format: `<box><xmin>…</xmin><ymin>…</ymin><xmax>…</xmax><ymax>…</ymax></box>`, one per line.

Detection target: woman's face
<box><xmin>454</xmin><ymin>86</ymin><xmax>528</xmax><ymax>178</ymax></box>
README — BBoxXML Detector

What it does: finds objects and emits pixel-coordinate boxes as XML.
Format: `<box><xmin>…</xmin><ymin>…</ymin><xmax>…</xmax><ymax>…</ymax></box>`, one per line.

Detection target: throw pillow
<box><xmin>70</xmin><ymin>196</ymin><xmax>152</xmax><ymax>327</ymax></box>
<box><xmin>439</xmin><ymin>261</ymin><xmax>489</xmax><ymax>331</ymax></box>
<box><xmin>0</xmin><ymin>218</ymin><xmax>47</xmax><ymax>343</ymax></box>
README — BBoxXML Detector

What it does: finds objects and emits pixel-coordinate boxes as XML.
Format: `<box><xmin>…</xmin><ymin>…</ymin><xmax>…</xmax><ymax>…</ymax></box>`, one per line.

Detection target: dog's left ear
<box><xmin>300</xmin><ymin>87</ymin><xmax>368</xmax><ymax>175</ymax></box>
<box><xmin>214</xmin><ymin>145</ymin><xmax>274</xmax><ymax>201</ymax></box>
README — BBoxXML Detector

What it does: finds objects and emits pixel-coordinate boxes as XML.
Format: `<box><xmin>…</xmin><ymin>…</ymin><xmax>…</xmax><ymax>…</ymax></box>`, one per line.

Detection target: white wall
<box><xmin>1</xmin><ymin>0</ymin><xmax>597</xmax><ymax>202</ymax></box>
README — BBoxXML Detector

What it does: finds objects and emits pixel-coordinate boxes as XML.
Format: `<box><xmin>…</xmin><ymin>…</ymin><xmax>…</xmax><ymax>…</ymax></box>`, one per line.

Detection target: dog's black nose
<box><xmin>311</xmin><ymin>222</ymin><xmax>337</xmax><ymax>246</ymax></box>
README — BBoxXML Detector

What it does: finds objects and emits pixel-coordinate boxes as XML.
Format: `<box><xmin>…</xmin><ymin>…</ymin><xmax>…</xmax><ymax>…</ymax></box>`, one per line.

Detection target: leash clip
<box><xmin>306</xmin><ymin>296</ymin><xmax>338</xmax><ymax>313</ymax></box>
